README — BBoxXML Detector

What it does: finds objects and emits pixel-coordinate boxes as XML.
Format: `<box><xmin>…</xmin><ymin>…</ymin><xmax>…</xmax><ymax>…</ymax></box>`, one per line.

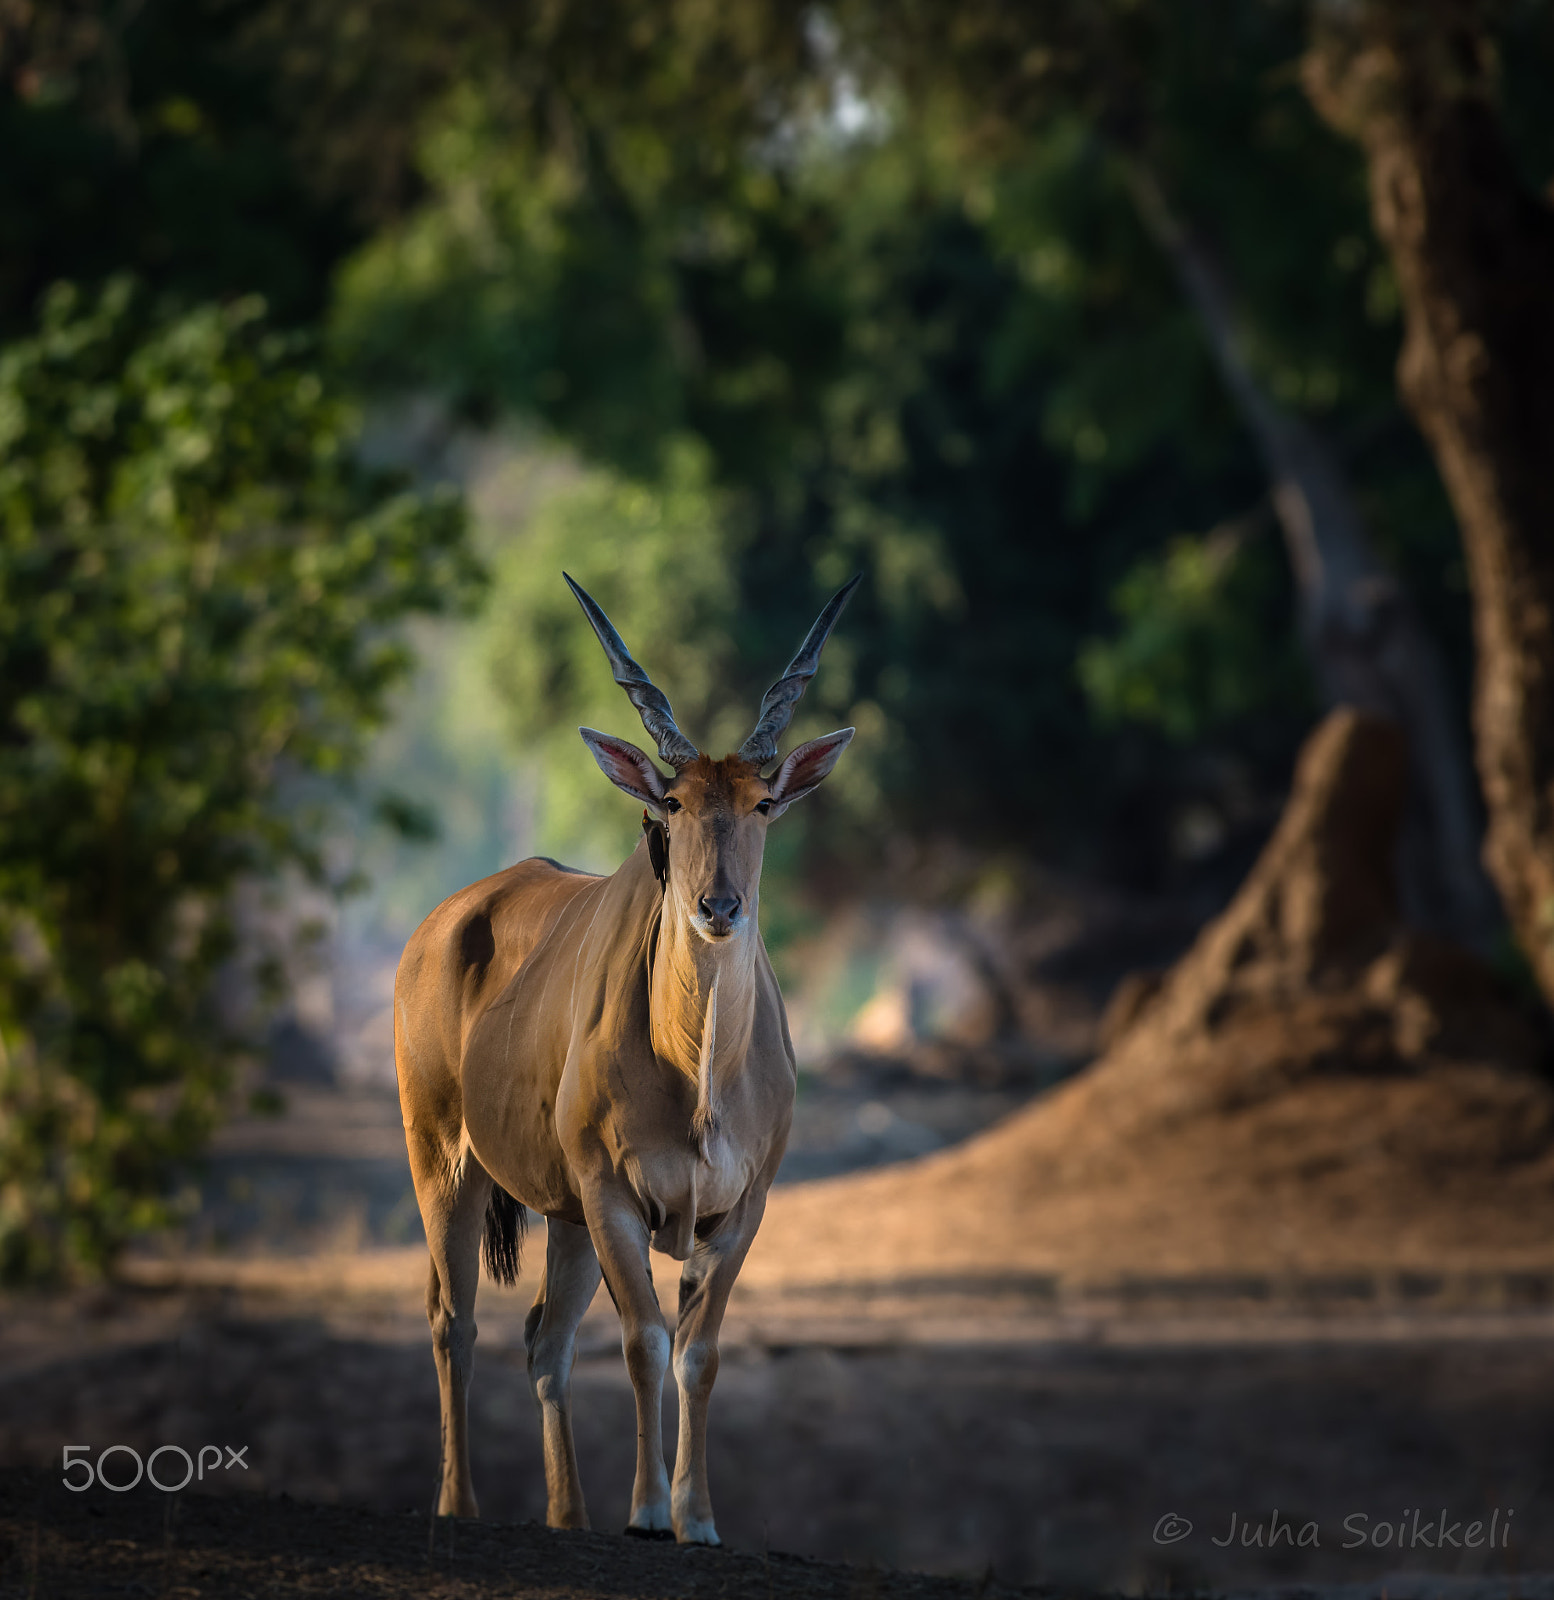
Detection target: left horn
<box><xmin>737</xmin><ymin>574</ymin><xmax>862</xmax><ymax>769</ymax></box>
<box><xmin>564</xmin><ymin>573</ymin><xmax>700</xmax><ymax>769</ymax></box>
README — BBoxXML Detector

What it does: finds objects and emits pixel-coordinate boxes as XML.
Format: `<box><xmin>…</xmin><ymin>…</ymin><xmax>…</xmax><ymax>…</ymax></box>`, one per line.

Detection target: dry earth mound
<box><xmin>746</xmin><ymin>709</ymin><xmax>1554</xmax><ymax>1289</ymax></box>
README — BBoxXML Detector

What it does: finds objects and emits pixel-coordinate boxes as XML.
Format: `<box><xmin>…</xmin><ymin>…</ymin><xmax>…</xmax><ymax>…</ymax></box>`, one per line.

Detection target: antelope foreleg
<box><xmin>586</xmin><ymin>1193</ymin><xmax>673</xmax><ymax>1538</ymax></box>
<box><xmin>670</xmin><ymin>1191</ymin><xmax>764</xmax><ymax>1546</ymax></box>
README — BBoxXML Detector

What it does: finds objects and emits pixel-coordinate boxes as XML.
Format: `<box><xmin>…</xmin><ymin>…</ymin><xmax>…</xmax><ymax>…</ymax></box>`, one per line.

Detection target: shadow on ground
<box><xmin>2</xmin><ymin>1293</ymin><xmax>1551</xmax><ymax>1595</ymax></box>
<box><xmin>0</xmin><ymin>1465</ymin><xmax>1002</xmax><ymax>1600</ymax></box>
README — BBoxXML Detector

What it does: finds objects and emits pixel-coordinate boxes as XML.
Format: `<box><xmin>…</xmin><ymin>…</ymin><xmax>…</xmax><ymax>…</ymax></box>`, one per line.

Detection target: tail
<box><xmin>482</xmin><ymin>1184</ymin><xmax>526</xmax><ymax>1285</ymax></box>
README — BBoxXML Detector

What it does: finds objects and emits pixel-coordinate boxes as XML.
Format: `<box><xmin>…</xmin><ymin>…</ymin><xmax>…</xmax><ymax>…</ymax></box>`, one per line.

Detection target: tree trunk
<box><xmin>1127</xmin><ymin>163</ymin><xmax>1500</xmax><ymax>950</ymax></box>
<box><xmin>1304</xmin><ymin>1</ymin><xmax>1554</xmax><ymax>1009</ymax></box>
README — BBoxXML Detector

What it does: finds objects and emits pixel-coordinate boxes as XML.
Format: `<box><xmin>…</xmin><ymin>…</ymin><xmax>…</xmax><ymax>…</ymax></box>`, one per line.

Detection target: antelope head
<box><xmin>566</xmin><ymin>572</ymin><xmax>859</xmax><ymax>945</ymax></box>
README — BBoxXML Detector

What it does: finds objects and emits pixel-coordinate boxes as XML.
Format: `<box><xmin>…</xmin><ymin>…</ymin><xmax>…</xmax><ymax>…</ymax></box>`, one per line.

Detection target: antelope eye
<box><xmin>664</xmin><ymin>797</ymin><xmax>682</xmax><ymax>815</ymax></box>
<box><xmin>755</xmin><ymin>799</ymin><xmax>773</xmax><ymax>816</ymax></box>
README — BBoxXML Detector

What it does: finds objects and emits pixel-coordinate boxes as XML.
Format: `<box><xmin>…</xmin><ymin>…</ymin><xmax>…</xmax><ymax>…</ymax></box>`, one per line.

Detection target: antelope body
<box><xmin>394</xmin><ymin>574</ymin><xmax>858</xmax><ymax>1542</ymax></box>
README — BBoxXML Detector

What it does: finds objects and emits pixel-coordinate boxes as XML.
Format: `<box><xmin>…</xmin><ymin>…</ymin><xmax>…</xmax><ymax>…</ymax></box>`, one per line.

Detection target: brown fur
<box><xmin>394</xmin><ymin>746</ymin><xmax>826</xmax><ymax>1541</ymax></box>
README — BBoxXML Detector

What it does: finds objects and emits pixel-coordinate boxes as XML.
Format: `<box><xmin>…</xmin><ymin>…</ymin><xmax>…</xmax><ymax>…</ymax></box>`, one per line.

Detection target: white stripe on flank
<box><xmin>568</xmin><ymin>880</ymin><xmax>612</xmax><ymax>1015</ymax></box>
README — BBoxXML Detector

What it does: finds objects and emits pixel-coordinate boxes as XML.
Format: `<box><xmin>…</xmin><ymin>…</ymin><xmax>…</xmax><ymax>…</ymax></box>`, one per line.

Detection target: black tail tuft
<box><xmin>482</xmin><ymin>1184</ymin><xmax>526</xmax><ymax>1285</ymax></box>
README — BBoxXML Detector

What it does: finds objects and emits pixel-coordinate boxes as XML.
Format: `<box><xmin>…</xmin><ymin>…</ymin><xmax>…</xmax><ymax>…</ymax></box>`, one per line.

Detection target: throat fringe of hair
<box><xmin>691</xmin><ymin>970</ymin><xmax>718</xmax><ymax>1155</ymax></box>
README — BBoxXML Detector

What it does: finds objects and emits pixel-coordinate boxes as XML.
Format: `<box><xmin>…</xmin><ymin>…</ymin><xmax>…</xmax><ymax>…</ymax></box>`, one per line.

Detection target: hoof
<box><xmin>624</xmin><ymin>1525</ymin><xmax>675</xmax><ymax>1541</ymax></box>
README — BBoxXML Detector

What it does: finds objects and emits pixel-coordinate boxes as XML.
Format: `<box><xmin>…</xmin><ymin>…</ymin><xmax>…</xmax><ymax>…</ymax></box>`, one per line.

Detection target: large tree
<box><xmin>1304</xmin><ymin>0</ymin><xmax>1554</xmax><ymax>1005</ymax></box>
<box><xmin>831</xmin><ymin>0</ymin><xmax>1506</xmax><ymax>945</ymax></box>
<box><xmin>294</xmin><ymin>0</ymin><xmax>1507</xmax><ymax>924</ymax></box>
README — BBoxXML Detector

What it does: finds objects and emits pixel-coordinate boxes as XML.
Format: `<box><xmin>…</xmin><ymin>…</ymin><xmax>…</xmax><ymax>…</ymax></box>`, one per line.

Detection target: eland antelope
<box><xmin>394</xmin><ymin>572</ymin><xmax>859</xmax><ymax>1543</ymax></box>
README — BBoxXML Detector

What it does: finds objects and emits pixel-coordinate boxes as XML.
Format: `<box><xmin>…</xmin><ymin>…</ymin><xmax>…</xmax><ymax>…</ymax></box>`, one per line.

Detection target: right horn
<box><xmin>564</xmin><ymin>573</ymin><xmax>701</xmax><ymax>769</ymax></box>
<box><xmin>737</xmin><ymin>574</ymin><xmax>862</xmax><ymax>769</ymax></box>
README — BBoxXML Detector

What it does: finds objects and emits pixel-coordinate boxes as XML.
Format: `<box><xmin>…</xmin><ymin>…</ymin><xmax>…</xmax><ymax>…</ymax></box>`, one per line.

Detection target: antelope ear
<box><xmin>579</xmin><ymin>728</ymin><xmax>670</xmax><ymax>812</ymax></box>
<box><xmin>766</xmin><ymin>728</ymin><xmax>855</xmax><ymax>817</ymax></box>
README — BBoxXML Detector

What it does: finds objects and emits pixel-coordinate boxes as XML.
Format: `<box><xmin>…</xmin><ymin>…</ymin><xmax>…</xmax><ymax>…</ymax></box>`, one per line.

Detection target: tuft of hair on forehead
<box><xmin>672</xmin><ymin>752</ymin><xmax>767</xmax><ymax>807</ymax></box>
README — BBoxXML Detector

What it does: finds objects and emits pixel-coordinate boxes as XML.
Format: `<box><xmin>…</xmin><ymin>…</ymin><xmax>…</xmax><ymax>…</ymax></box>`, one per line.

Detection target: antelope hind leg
<box><xmin>410</xmin><ymin>1132</ymin><xmax>491</xmax><ymax>1518</ymax></box>
<box><xmin>524</xmin><ymin>1217</ymin><xmax>602</xmax><ymax>1529</ymax></box>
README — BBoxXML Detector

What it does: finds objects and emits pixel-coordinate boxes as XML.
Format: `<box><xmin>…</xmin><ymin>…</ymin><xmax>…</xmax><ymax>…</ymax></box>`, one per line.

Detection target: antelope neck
<box><xmin>649</xmin><ymin>890</ymin><xmax>757</xmax><ymax>1083</ymax></box>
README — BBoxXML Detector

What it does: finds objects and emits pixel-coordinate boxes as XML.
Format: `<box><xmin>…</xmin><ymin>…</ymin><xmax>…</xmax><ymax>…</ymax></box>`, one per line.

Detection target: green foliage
<box><xmin>0</xmin><ymin>280</ymin><xmax>481</xmax><ymax>1280</ymax></box>
<box><xmin>332</xmin><ymin>84</ymin><xmax>686</xmax><ymax>477</ymax></box>
<box><xmin>14</xmin><ymin>0</ymin><xmax>1537</xmax><ymax>904</ymax></box>
<box><xmin>329</xmin><ymin>57</ymin><xmax>856</xmax><ymax>484</ymax></box>
<box><xmin>482</xmin><ymin>439</ymin><xmax>744</xmax><ymax>868</ymax></box>
<box><xmin>1079</xmin><ymin>526</ymin><xmax>1313</xmax><ymax>742</ymax></box>
<box><xmin>477</xmin><ymin>435</ymin><xmax>893</xmax><ymax>864</ymax></box>
<box><xmin>331</xmin><ymin>74</ymin><xmax>1275</xmax><ymax>860</ymax></box>
<box><xmin>842</xmin><ymin>0</ymin><xmax>1485</xmax><ymax>727</ymax></box>
<box><xmin>20</xmin><ymin>0</ymin><xmax>1547</xmax><ymax>1272</ymax></box>
<box><xmin>0</xmin><ymin>0</ymin><xmax>354</xmax><ymax>336</ymax></box>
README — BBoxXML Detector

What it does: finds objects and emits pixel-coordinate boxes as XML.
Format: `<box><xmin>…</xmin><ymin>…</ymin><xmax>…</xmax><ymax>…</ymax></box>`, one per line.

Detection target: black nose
<box><xmin>698</xmin><ymin>894</ymin><xmax>741</xmax><ymax>934</ymax></box>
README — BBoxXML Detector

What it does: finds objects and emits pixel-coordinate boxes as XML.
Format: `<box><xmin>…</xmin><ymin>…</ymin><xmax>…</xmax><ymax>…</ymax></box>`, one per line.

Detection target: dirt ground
<box><xmin>11</xmin><ymin>1050</ymin><xmax>1554</xmax><ymax>1600</ymax></box>
<box><xmin>13</xmin><ymin>721</ymin><xmax>1554</xmax><ymax>1600</ymax></box>
<box><xmin>4</xmin><ymin>1261</ymin><xmax>1554</xmax><ymax>1598</ymax></box>
<box><xmin>15</xmin><ymin>715</ymin><xmax>1554</xmax><ymax>1600</ymax></box>
<box><xmin>0</xmin><ymin>1463</ymin><xmax>1014</xmax><ymax>1600</ymax></box>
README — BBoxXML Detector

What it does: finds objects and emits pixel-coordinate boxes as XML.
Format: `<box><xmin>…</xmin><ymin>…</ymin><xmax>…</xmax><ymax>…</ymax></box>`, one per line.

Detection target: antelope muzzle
<box><xmin>696</xmin><ymin>894</ymin><xmax>743</xmax><ymax>939</ymax></box>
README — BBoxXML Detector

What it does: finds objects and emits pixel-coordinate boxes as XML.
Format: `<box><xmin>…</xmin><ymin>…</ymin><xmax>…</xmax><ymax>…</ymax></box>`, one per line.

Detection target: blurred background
<box><xmin>5</xmin><ymin>1</ymin><xmax>1554</xmax><ymax>1593</ymax></box>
